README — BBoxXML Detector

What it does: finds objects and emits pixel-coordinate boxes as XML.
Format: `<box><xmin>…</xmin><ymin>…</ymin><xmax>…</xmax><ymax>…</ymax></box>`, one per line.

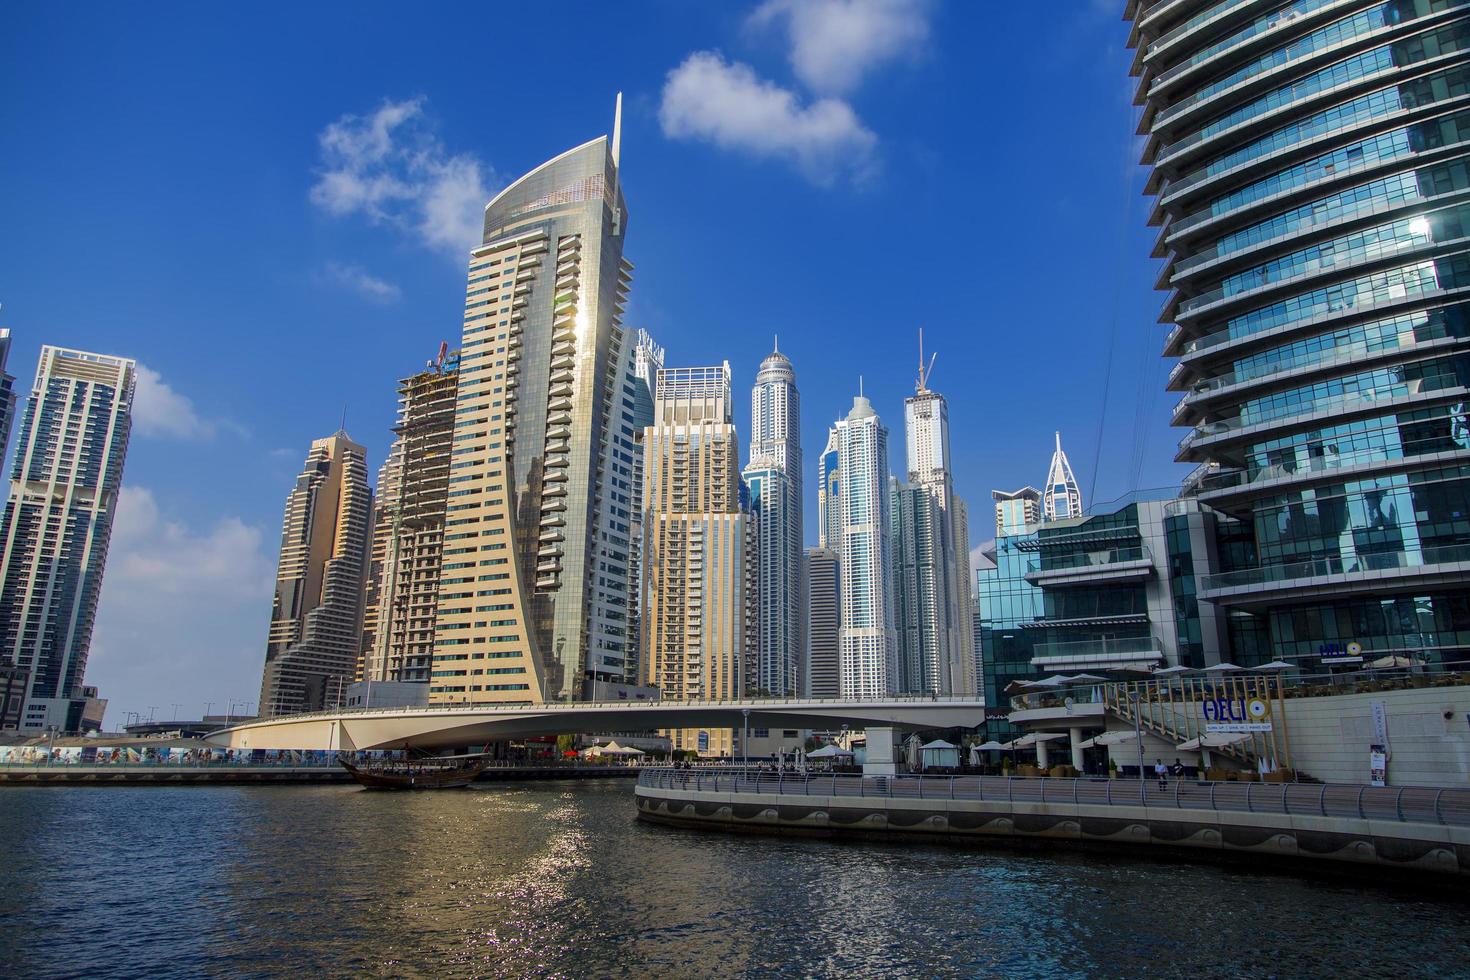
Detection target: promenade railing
<box><xmin>637</xmin><ymin>767</ymin><xmax>1470</xmax><ymax>829</ymax></box>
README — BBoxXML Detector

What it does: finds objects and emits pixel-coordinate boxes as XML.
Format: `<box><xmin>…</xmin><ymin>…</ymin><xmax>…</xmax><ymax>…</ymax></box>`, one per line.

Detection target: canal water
<box><xmin>2</xmin><ymin>780</ymin><xmax>1466</xmax><ymax>978</ymax></box>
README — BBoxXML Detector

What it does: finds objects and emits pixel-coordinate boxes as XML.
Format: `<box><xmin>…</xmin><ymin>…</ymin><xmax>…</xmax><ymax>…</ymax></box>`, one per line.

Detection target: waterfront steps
<box><xmin>635</xmin><ymin>769</ymin><xmax>1470</xmax><ymax>880</ymax></box>
<box><xmin>0</xmin><ymin>763</ymin><xmax>642</xmax><ymax>786</ymax></box>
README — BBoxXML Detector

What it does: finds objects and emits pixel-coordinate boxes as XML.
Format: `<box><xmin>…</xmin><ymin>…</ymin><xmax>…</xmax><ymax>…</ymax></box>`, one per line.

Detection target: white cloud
<box><xmin>322</xmin><ymin>261</ymin><xmax>402</xmax><ymax>304</ymax></box>
<box><xmin>749</xmin><ymin>0</ymin><xmax>932</xmax><ymax>95</ymax></box>
<box><xmin>659</xmin><ymin>52</ymin><xmax>877</xmax><ymax>186</ymax></box>
<box><xmin>89</xmin><ymin>487</ymin><xmax>277</xmax><ymax>723</ymax></box>
<box><xmin>133</xmin><ymin>365</ymin><xmax>215</xmax><ymax>440</ymax></box>
<box><xmin>970</xmin><ymin>541</ymin><xmax>995</xmax><ymax>574</ymax></box>
<box><xmin>310</xmin><ymin>98</ymin><xmax>494</xmax><ymax>256</ymax></box>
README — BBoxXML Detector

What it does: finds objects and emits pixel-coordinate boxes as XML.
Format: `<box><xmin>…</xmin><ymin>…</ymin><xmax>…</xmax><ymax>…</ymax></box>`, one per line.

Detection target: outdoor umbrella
<box><xmin>1153</xmin><ymin>665</ymin><xmax>1193</xmax><ymax>675</ymax></box>
<box><xmin>1368</xmin><ymin>655</ymin><xmax>1419</xmax><ymax>668</ymax></box>
<box><xmin>1076</xmin><ymin>731</ymin><xmax>1139</xmax><ymax>749</ymax></box>
<box><xmin>805</xmin><ymin>745</ymin><xmax>854</xmax><ymax>759</ymax></box>
<box><xmin>1064</xmin><ymin>673</ymin><xmax>1109</xmax><ymax>683</ymax></box>
<box><xmin>1203</xmin><ymin>662</ymin><xmax>1243</xmax><ymax>672</ymax></box>
<box><xmin>973</xmin><ymin>741</ymin><xmax>1008</xmax><ymax>751</ymax></box>
<box><xmin>1257</xmin><ymin>660</ymin><xmax>1293</xmax><ymax>670</ymax></box>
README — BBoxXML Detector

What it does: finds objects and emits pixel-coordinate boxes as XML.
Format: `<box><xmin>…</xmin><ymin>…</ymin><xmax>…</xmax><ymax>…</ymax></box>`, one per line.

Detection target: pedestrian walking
<box><xmin>1154</xmin><ymin>759</ymin><xmax>1168</xmax><ymax>791</ymax></box>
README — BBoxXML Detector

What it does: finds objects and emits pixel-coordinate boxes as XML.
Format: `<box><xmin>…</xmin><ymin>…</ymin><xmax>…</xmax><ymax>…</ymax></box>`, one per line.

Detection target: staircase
<box><xmin>1101</xmin><ymin>677</ymin><xmax>1306</xmax><ymax>779</ymax></box>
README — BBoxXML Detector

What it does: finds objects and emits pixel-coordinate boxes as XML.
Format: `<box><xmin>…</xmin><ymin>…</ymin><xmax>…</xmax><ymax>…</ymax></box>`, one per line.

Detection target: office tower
<box><xmin>951</xmin><ymin>493</ymin><xmax>977</xmax><ymax>694</ymax></box>
<box><xmin>891</xmin><ymin>351</ymin><xmax>973</xmax><ymax>695</ymax></box>
<box><xmin>430</xmin><ymin>98</ymin><xmax>640</xmax><ymax>704</ymax></box>
<box><xmin>1042</xmin><ymin>432</ymin><xmax>1082</xmax><ymax>521</ymax></box>
<box><xmin>362</xmin><ymin>348</ymin><xmax>460</xmax><ymax>685</ymax></box>
<box><xmin>742</xmin><ymin>345</ymin><xmax>803</xmax><ymax>696</ymax></box>
<box><xmin>817</xmin><ymin>426</ymin><xmax>842</xmax><ymax>551</ymax></box>
<box><xmin>0</xmin><ymin>347</ymin><xmax>133</xmax><ymax>733</ymax></box>
<box><xmin>627</xmin><ymin>328</ymin><xmax>664</xmax><ymax>682</ymax></box>
<box><xmin>1127</xmin><ymin>1</ymin><xmax>1470</xmax><ymax>669</ymax></box>
<box><xmin>258</xmin><ymin>431</ymin><xmax>373</xmax><ymax>717</ymax></box>
<box><xmin>805</xmin><ymin>546</ymin><xmax>841</xmax><ymax>697</ymax></box>
<box><xmin>641</xmin><ymin>364</ymin><xmax>752</xmax><ymax>755</ymax></box>
<box><xmin>837</xmin><ymin>392</ymin><xmax>897</xmax><ymax>698</ymax></box>
<box><xmin>0</xmin><ymin>330</ymin><xmax>17</xmax><ymax>461</ymax></box>
<box><xmin>993</xmin><ymin>486</ymin><xmax>1042</xmax><ymax>537</ymax></box>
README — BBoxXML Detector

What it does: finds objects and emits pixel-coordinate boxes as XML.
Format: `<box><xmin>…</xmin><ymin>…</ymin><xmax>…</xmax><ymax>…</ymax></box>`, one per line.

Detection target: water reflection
<box><xmin>0</xmin><ymin>781</ymin><xmax>1466</xmax><ymax>978</ymax></box>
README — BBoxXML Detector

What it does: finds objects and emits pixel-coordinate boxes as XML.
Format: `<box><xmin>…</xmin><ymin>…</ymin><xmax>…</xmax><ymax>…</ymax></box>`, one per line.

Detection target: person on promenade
<box><xmin>1154</xmin><ymin>759</ymin><xmax>1168</xmax><ymax>791</ymax></box>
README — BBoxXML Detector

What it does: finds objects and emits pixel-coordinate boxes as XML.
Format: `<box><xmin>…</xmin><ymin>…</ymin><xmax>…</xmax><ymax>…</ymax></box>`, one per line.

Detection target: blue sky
<box><xmin>1</xmin><ymin>0</ymin><xmax>1175</xmax><ymax>722</ymax></box>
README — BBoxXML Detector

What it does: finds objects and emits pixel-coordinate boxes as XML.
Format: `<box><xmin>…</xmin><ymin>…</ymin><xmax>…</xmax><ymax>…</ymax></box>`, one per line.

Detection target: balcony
<box><xmin>1024</xmin><ymin>545</ymin><xmax>1155</xmax><ymax>588</ymax></box>
<box><xmin>1030</xmin><ymin>635</ymin><xmax>1166</xmax><ymax>672</ymax></box>
<box><xmin>1199</xmin><ymin>542</ymin><xmax>1470</xmax><ymax>606</ymax></box>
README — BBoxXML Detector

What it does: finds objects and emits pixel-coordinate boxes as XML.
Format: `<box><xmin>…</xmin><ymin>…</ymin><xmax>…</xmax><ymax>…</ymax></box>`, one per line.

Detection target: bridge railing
<box><xmin>636</xmin><ymin>768</ymin><xmax>1470</xmax><ymax>828</ymax></box>
<box><xmin>217</xmin><ymin>694</ymin><xmax>986</xmax><ymax>728</ymax></box>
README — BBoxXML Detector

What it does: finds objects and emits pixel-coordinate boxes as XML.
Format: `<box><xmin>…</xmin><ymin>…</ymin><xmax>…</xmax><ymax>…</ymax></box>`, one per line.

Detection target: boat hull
<box><xmin>339</xmin><ymin>758</ymin><xmax>487</xmax><ymax>790</ymax></box>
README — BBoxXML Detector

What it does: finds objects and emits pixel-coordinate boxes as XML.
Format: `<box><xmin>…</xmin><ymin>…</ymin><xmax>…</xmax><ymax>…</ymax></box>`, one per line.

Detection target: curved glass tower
<box><xmin>1129</xmin><ymin>0</ymin><xmax>1470</xmax><ymax>668</ymax></box>
<box><xmin>431</xmin><ymin>102</ymin><xmax>639</xmax><ymax>703</ymax></box>
<box><xmin>743</xmin><ymin>346</ymin><xmax>803</xmax><ymax>696</ymax></box>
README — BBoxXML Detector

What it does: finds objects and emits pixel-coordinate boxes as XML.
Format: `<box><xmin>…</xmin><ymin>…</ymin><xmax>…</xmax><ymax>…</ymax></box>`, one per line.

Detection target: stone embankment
<box><xmin>635</xmin><ymin>768</ymin><xmax>1470</xmax><ymax>879</ymax></box>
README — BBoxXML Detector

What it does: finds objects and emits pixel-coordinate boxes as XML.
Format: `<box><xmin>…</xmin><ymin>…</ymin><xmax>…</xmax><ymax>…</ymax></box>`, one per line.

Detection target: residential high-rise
<box><xmin>0</xmin><ymin>347</ymin><xmax>133</xmax><ymax>733</ymax></box>
<box><xmin>1042</xmin><ymin>431</ymin><xmax>1082</xmax><ymax>521</ymax></box>
<box><xmin>627</xmin><ymin>328</ymin><xmax>664</xmax><ymax>681</ymax></box>
<box><xmin>891</xmin><ymin>351</ymin><xmax>974</xmax><ymax>694</ymax></box>
<box><xmin>836</xmin><ymin>392</ymin><xmax>897</xmax><ymax>698</ymax></box>
<box><xmin>993</xmin><ymin>486</ymin><xmax>1041</xmax><ymax>537</ymax></box>
<box><xmin>1127</xmin><ymin>1</ymin><xmax>1470</xmax><ymax>670</ymax></box>
<box><xmin>641</xmin><ymin>364</ymin><xmax>753</xmax><ymax>755</ymax></box>
<box><xmin>361</xmin><ymin>348</ymin><xmax>459</xmax><ymax>685</ymax></box>
<box><xmin>259</xmin><ymin>431</ymin><xmax>373</xmax><ymax>717</ymax></box>
<box><xmin>0</xmin><ymin>329</ymin><xmax>18</xmax><ymax>460</ymax></box>
<box><xmin>817</xmin><ymin>426</ymin><xmax>842</xmax><ymax>551</ymax></box>
<box><xmin>430</xmin><ymin>98</ymin><xmax>642</xmax><ymax>704</ymax></box>
<box><xmin>805</xmin><ymin>546</ymin><xmax>840</xmax><ymax>698</ymax></box>
<box><xmin>742</xmin><ymin>344</ymin><xmax>803</xmax><ymax>696</ymax></box>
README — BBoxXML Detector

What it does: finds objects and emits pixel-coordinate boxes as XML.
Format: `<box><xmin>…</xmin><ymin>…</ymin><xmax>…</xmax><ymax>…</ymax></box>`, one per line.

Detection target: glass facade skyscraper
<box><xmin>431</xmin><ymin>104</ymin><xmax>642</xmax><ymax>703</ymax></box>
<box><xmin>743</xmin><ymin>346</ymin><xmax>802</xmax><ymax>696</ymax></box>
<box><xmin>0</xmin><ymin>347</ymin><xmax>134</xmax><ymax>733</ymax></box>
<box><xmin>1129</xmin><ymin>0</ymin><xmax>1470</xmax><ymax>670</ymax></box>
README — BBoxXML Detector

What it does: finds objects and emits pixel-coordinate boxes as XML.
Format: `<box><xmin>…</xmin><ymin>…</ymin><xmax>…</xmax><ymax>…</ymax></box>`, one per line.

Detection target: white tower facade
<box><xmin>837</xmin><ymin>393</ymin><xmax>896</xmax><ymax>698</ymax></box>
<box><xmin>743</xmin><ymin>345</ymin><xmax>802</xmax><ymax>696</ymax></box>
<box><xmin>1042</xmin><ymin>431</ymin><xmax>1083</xmax><ymax>522</ymax></box>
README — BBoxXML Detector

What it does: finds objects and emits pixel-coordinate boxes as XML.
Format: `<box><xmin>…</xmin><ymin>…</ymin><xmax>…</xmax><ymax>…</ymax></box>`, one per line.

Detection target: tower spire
<box><xmin>612</xmin><ymin>91</ymin><xmax>623</xmax><ymax>167</ymax></box>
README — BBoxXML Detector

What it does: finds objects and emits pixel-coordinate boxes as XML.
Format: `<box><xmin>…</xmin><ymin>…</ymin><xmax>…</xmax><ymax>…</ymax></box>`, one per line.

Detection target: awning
<box><xmin>1004</xmin><ymin>732</ymin><xmax>1069</xmax><ymax>748</ymax></box>
<box><xmin>1075</xmin><ymin>731</ymin><xmax>1139</xmax><ymax>749</ymax></box>
<box><xmin>805</xmin><ymin>745</ymin><xmax>854</xmax><ymax>759</ymax></box>
<box><xmin>1175</xmin><ymin>732</ymin><xmax>1251</xmax><ymax>751</ymax></box>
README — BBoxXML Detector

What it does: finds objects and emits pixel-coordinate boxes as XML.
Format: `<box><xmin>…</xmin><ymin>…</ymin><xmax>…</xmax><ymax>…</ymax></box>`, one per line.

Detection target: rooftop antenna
<box><xmin>340</xmin><ymin>404</ymin><xmax>348</xmax><ymax>435</ymax></box>
<box><xmin>773</xmin><ymin>334</ymin><xmax>779</xmax><ymax>353</ymax></box>
<box><xmin>612</xmin><ymin>91</ymin><xmax>623</xmax><ymax>168</ymax></box>
<box><xmin>859</xmin><ymin>375</ymin><xmax>864</xmax><ymax>398</ymax></box>
<box><xmin>916</xmin><ymin>327</ymin><xmax>938</xmax><ymax>394</ymax></box>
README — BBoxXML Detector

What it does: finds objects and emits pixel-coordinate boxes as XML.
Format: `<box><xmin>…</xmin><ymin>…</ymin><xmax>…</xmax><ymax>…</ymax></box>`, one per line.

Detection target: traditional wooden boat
<box><xmin>339</xmin><ymin>752</ymin><xmax>490</xmax><ymax>790</ymax></box>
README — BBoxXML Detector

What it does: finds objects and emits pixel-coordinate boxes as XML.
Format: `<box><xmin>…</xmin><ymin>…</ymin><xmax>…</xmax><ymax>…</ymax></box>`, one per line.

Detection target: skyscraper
<box><xmin>0</xmin><ymin>329</ymin><xmax>18</xmax><ymax>461</ymax></box>
<box><xmin>805</xmin><ymin>546</ymin><xmax>840</xmax><ymax>698</ymax></box>
<box><xmin>0</xmin><ymin>347</ymin><xmax>134</xmax><ymax>733</ymax></box>
<box><xmin>836</xmin><ymin>392</ymin><xmax>897</xmax><ymax>698</ymax></box>
<box><xmin>259</xmin><ymin>431</ymin><xmax>372</xmax><ymax>717</ymax></box>
<box><xmin>430</xmin><ymin>98</ymin><xmax>641</xmax><ymax>704</ymax></box>
<box><xmin>1042</xmin><ymin>432</ymin><xmax>1082</xmax><ymax>521</ymax></box>
<box><xmin>993</xmin><ymin>486</ymin><xmax>1041</xmax><ymax>537</ymax></box>
<box><xmin>1127</xmin><ymin>1</ymin><xmax>1470</xmax><ymax>670</ymax></box>
<box><xmin>627</xmin><ymin>328</ymin><xmax>664</xmax><ymax>681</ymax></box>
<box><xmin>817</xmin><ymin>426</ymin><xmax>842</xmax><ymax>550</ymax></box>
<box><xmin>742</xmin><ymin>344</ymin><xmax>803</xmax><ymax>696</ymax></box>
<box><xmin>641</xmin><ymin>364</ymin><xmax>752</xmax><ymax>755</ymax></box>
<box><xmin>891</xmin><ymin>351</ymin><xmax>974</xmax><ymax>694</ymax></box>
<box><xmin>361</xmin><ymin>348</ymin><xmax>459</xmax><ymax>685</ymax></box>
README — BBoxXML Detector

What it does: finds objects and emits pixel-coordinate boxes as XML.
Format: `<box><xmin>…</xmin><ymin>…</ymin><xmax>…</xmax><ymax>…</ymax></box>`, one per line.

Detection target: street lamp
<box><xmin>1126</xmin><ymin>689</ymin><xmax>1145</xmax><ymax>784</ymax></box>
<box><xmin>741</xmin><ymin>708</ymin><xmax>750</xmax><ymax>767</ymax></box>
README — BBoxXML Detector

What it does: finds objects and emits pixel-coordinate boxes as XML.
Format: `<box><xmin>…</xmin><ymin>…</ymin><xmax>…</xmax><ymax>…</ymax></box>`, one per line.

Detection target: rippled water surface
<box><xmin>2</xmin><ymin>780</ymin><xmax>1467</xmax><ymax>978</ymax></box>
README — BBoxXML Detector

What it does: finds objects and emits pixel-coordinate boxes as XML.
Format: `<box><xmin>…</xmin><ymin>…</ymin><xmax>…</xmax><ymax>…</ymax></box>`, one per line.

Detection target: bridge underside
<box><xmin>204</xmin><ymin>700</ymin><xmax>986</xmax><ymax>752</ymax></box>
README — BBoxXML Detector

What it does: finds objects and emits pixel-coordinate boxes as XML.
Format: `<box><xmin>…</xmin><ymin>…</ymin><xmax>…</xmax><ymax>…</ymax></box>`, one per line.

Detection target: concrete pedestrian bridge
<box><xmin>203</xmin><ymin>696</ymin><xmax>986</xmax><ymax>752</ymax></box>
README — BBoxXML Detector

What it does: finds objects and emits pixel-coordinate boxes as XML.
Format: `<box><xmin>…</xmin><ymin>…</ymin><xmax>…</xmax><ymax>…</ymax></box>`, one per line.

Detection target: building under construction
<box><xmin>360</xmin><ymin>345</ymin><xmax>459</xmax><ymax>685</ymax></box>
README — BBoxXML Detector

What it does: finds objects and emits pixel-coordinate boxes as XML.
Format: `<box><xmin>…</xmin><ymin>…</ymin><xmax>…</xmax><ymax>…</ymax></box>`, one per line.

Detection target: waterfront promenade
<box><xmin>0</xmin><ymin>760</ymin><xmax>646</xmax><ymax>786</ymax></box>
<box><xmin>635</xmin><ymin>768</ymin><xmax>1470</xmax><ymax>879</ymax></box>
